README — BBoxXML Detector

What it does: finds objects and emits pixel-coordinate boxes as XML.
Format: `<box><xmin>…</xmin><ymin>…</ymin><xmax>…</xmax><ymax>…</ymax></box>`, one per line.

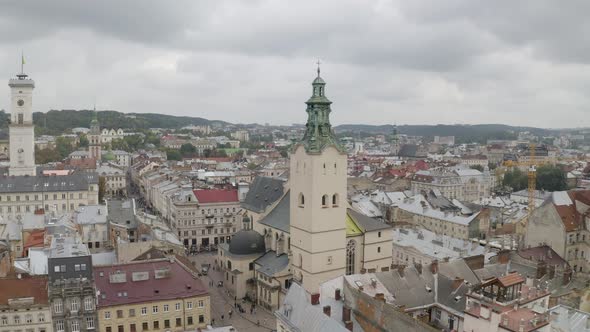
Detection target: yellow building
<box><xmin>94</xmin><ymin>258</ymin><xmax>210</xmax><ymax>332</ymax></box>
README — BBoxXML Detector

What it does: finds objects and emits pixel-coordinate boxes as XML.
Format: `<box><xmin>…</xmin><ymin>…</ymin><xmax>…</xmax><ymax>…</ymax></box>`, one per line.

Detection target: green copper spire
<box><xmin>90</xmin><ymin>108</ymin><xmax>100</xmax><ymax>134</ymax></box>
<box><xmin>300</xmin><ymin>66</ymin><xmax>344</xmax><ymax>154</ymax></box>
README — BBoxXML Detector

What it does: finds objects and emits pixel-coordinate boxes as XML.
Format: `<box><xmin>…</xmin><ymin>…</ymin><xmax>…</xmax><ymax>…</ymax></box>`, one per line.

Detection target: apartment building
<box><xmin>94</xmin><ymin>259</ymin><xmax>210</xmax><ymax>332</ymax></box>
<box><xmin>171</xmin><ymin>188</ymin><xmax>241</xmax><ymax>248</ymax></box>
<box><xmin>0</xmin><ymin>172</ymin><xmax>99</xmax><ymax>218</ymax></box>
<box><xmin>0</xmin><ymin>277</ymin><xmax>53</xmax><ymax>332</ymax></box>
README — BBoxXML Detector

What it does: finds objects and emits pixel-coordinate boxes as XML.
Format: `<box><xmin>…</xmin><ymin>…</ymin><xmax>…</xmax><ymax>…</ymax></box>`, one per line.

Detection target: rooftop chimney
<box><xmin>374</xmin><ymin>293</ymin><xmax>385</xmax><ymax>302</ymax></box>
<box><xmin>430</xmin><ymin>260</ymin><xmax>439</xmax><ymax>274</ymax></box>
<box><xmin>345</xmin><ymin>321</ymin><xmax>353</xmax><ymax>332</ymax></box>
<box><xmin>323</xmin><ymin>305</ymin><xmax>331</xmax><ymax>317</ymax></box>
<box><xmin>342</xmin><ymin>306</ymin><xmax>351</xmax><ymax>322</ymax></box>
<box><xmin>497</xmin><ymin>250</ymin><xmax>511</xmax><ymax>264</ymax></box>
<box><xmin>311</xmin><ymin>293</ymin><xmax>320</xmax><ymax>305</ymax></box>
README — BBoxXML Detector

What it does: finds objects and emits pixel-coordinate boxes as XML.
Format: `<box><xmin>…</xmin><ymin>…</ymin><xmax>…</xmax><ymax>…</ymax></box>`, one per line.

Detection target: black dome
<box><xmin>229</xmin><ymin>230</ymin><xmax>266</xmax><ymax>255</ymax></box>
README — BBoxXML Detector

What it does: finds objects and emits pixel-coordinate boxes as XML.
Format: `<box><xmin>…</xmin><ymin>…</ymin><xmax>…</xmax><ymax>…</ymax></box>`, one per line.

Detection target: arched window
<box><xmin>346</xmin><ymin>240</ymin><xmax>356</xmax><ymax>275</ymax></box>
<box><xmin>322</xmin><ymin>195</ymin><xmax>328</xmax><ymax>207</ymax></box>
<box><xmin>298</xmin><ymin>193</ymin><xmax>305</xmax><ymax>207</ymax></box>
<box><xmin>227</xmin><ymin>260</ymin><xmax>232</xmax><ymax>270</ymax></box>
<box><xmin>332</xmin><ymin>194</ymin><xmax>339</xmax><ymax>206</ymax></box>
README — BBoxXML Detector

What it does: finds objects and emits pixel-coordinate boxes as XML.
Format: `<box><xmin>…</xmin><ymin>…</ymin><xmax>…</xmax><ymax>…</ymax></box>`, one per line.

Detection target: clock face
<box><xmin>17</xmin><ymin>99</ymin><xmax>24</xmax><ymax>106</ymax></box>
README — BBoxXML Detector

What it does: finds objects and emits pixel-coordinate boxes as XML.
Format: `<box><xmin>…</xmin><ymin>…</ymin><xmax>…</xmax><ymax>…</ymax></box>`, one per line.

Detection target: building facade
<box><xmin>8</xmin><ymin>71</ymin><xmax>36</xmax><ymax>176</ymax></box>
<box><xmin>289</xmin><ymin>70</ymin><xmax>348</xmax><ymax>294</ymax></box>
<box><xmin>48</xmin><ymin>237</ymin><xmax>98</xmax><ymax>332</ymax></box>
<box><xmin>94</xmin><ymin>259</ymin><xmax>210</xmax><ymax>332</ymax></box>
<box><xmin>0</xmin><ymin>277</ymin><xmax>53</xmax><ymax>332</ymax></box>
<box><xmin>0</xmin><ymin>173</ymin><xmax>100</xmax><ymax>218</ymax></box>
<box><xmin>171</xmin><ymin>188</ymin><xmax>241</xmax><ymax>248</ymax></box>
<box><xmin>89</xmin><ymin>113</ymin><xmax>101</xmax><ymax>162</ymax></box>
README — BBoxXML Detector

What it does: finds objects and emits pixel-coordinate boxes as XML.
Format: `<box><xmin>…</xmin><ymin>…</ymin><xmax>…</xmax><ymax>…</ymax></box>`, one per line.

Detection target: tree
<box><xmin>55</xmin><ymin>137</ymin><xmax>75</xmax><ymax>160</ymax></box>
<box><xmin>111</xmin><ymin>138</ymin><xmax>130</xmax><ymax>151</ymax></box>
<box><xmin>470</xmin><ymin>165</ymin><xmax>484</xmax><ymax>172</ymax></box>
<box><xmin>536</xmin><ymin>165</ymin><xmax>567</xmax><ymax>191</ymax></box>
<box><xmin>166</xmin><ymin>149</ymin><xmax>182</xmax><ymax>161</ymax></box>
<box><xmin>98</xmin><ymin>177</ymin><xmax>106</xmax><ymax>203</ymax></box>
<box><xmin>124</xmin><ymin>135</ymin><xmax>144</xmax><ymax>151</ymax></box>
<box><xmin>78</xmin><ymin>135</ymin><xmax>89</xmax><ymax>148</ymax></box>
<box><xmin>35</xmin><ymin>147</ymin><xmax>57</xmax><ymax>164</ymax></box>
<box><xmin>180</xmin><ymin>143</ymin><xmax>197</xmax><ymax>156</ymax></box>
<box><xmin>502</xmin><ymin>168</ymin><xmax>528</xmax><ymax>191</ymax></box>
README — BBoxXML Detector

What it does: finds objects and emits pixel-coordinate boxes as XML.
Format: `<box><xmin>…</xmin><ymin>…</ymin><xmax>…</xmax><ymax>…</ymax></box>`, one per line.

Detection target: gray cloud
<box><xmin>0</xmin><ymin>0</ymin><xmax>588</xmax><ymax>128</ymax></box>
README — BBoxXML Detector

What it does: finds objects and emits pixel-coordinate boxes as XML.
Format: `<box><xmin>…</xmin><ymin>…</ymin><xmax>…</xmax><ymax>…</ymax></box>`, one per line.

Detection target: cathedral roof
<box><xmin>242</xmin><ymin>176</ymin><xmax>286</xmax><ymax>213</ymax></box>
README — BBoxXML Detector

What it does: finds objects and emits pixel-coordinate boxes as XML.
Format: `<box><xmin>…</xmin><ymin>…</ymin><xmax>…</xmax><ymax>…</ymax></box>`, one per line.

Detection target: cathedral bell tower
<box><xmin>8</xmin><ymin>69</ymin><xmax>36</xmax><ymax>176</ymax></box>
<box><xmin>88</xmin><ymin>111</ymin><xmax>102</xmax><ymax>162</ymax></box>
<box><xmin>289</xmin><ymin>66</ymin><xmax>347</xmax><ymax>294</ymax></box>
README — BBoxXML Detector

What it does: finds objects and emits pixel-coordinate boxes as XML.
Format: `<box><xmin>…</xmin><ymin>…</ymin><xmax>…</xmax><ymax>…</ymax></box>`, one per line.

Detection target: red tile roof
<box><xmin>498</xmin><ymin>273</ymin><xmax>525</xmax><ymax>287</ymax></box>
<box><xmin>23</xmin><ymin>229</ymin><xmax>45</xmax><ymax>255</ymax></box>
<box><xmin>93</xmin><ymin>259</ymin><xmax>208</xmax><ymax>308</ymax></box>
<box><xmin>0</xmin><ymin>276</ymin><xmax>49</xmax><ymax>305</ymax></box>
<box><xmin>193</xmin><ymin>189</ymin><xmax>238</xmax><ymax>203</ymax></box>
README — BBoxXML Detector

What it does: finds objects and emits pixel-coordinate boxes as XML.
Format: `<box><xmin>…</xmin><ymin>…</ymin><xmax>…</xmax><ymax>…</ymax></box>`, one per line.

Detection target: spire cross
<box><xmin>316</xmin><ymin>59</ymin><xmax>321</xmax><ymax>76</ymax></box>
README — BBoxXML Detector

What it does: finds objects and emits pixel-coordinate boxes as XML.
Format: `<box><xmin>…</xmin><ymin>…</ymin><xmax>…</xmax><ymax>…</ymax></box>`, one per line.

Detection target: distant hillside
<box><xmin>334</xmin><ymin>124</ymin><xmax>552</xmax><ymax>144</ymax></box>
<box><xmin>26</xmin><ymin>110</ymin><xmax>229</xmax><ymax>135</ymax></box>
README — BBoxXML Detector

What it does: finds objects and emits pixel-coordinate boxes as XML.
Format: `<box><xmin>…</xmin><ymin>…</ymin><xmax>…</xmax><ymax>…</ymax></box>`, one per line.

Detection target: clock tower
<box><xmin>8</xmin><ymin>70</ymin><xmax>36</xmax><ymax>176</ymax></box>
<box><xmin>290</xmin><ymin>67</ymin><xmax>347</xmax><ymax>294</ymax></box>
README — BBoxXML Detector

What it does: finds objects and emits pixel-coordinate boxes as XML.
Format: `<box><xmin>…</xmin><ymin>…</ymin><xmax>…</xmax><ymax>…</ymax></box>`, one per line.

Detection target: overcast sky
<box><xmin>0</xmin><ymin>0</ymin><xmax>588</xmax><ymax>128</ymax></box>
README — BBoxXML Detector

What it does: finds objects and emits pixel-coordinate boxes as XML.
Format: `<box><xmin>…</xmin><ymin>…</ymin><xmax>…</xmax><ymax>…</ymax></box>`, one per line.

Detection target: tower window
<box><xmin>18</xmin><ymin>113</ymin><xmax>23</xmax><ymax>124</ymax></box>
<box><xmin>322</xmin><ymin>195</ymin><xmax>328</xmax><ymax>207</ymax></box>
<box><xmin>332</xmin><ymin>194</ymin><xmax>339</xmax><ymax>206</ymax></box>
<box><xmin>298</xmin><ymin>193</ymin><xmax>305</xmax><ymax>207</ymax></box>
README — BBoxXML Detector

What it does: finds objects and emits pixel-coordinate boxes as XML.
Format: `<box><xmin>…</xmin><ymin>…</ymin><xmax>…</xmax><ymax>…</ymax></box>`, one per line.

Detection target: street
<box><xmin>189</xmin><ymin>252</ymin><xmax>277</xmax><ymax>332</ymax></box>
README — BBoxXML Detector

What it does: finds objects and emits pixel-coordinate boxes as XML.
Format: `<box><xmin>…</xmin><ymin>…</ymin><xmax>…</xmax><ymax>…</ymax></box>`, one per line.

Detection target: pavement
<box><xmin>189</xmin><ymin>252</ymin><xmax>277</xmax><ymax>332</ymax></box>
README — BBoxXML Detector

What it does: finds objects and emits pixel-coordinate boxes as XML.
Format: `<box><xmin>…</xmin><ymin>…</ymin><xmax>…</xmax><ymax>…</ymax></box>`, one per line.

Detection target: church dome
<box><xmin>312</xmin><ymin>76</ymin><xmax>325</xmax><ymax>84</ymax></box>
<box><xmin>229</xmin><ymin>230</ymin><xmax>265</xmax><ymax>255</ymax></box>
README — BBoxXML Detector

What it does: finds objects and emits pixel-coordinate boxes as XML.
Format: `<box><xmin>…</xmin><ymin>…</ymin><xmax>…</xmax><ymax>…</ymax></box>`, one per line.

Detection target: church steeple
<box><xmin>301</xmin><ymin>66</ymin><xmax>344</xmax><ymax>154</ymax></box>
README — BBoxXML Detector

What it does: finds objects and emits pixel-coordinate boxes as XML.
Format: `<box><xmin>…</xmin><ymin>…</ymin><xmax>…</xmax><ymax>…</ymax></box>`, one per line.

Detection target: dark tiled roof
<box><xmin>242</xmin><ymin>176</ymin><xmax>286</xmax><ymax>213</ymax></box>
<box><xmin>255</xmin><ymin>251</ymin><xmax>289</xmax><ymax>276</ymax></box>
<box><xmin>347</xmin><ymin>208</ymin><xmax>390</xmax><ymax>232</ymax></box>
<box><xmin>258</xmin><ymin>191</ymin><xmax>290</xmax><ymax>233</ymax></box>
<box><xmin>94</xmin><ymin>259</ymin><xmax>207</xmax><ymax>308</ymax></box>
<box><xmin>228</xmin><ymin>230</ymin><xmax>265</xmax><ymax>255</ymax></box>
<box><xmin>0</xmin><ymin>172</ymin><xmax>98</xmax><ymax>193</ymax></box>
<box><xmin>0</xmin><ymin>276</ymin><xmax>49</xmax><ymax>305</ymax></box>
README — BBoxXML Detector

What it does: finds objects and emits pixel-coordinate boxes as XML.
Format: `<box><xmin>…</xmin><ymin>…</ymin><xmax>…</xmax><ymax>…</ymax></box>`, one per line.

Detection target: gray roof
<box><xmin>549</xmin><ymin>305</ymin><xmax>590</xmax><ymax>332</ymax></box>
<box><xmin>107</xmin><ymin>199</ymin><xmax>137</xmax><ymax>227</ymax></box>
<box><xmin>375</xmin><ymin>266</ymin><xmax>436</xmax><ymax>308</ymax></box>
<box><xmin>0</xmin><ymin>172</ymin><xmax>98</xmax><ymax>193</ymax></box>
<box><xmin>258</xmin><ymin>191</ymin><xmax>290</xmax><ymax>233</ymax></box>
<box><xmin>347</xmin><ymin>208</ymin><xmax>391</xmax><ymax>232</ymax></box>
<box><xmin>228</xmin><ymin>230</ymin><xmax>265</xmax><ymax>255</ymax></box>
<box><xmin>255</xmin><ymin>251</ymin><xmax>289</xmax><ymax>276</ymax></box>
<box><xmin>438</xmin><ymin>259</ymin><xmax>480</xmax><ymax>285</ymax></box>
<box><xmin>276</xmin><ymin>282</ymin><xmax>349</xmax><ymax>332</ymax></box>
<box><xmin>242</xmin><ymin>176</ymin><xmax>286</xmax><ymax>213</ymax></box>
<box><xmin>75</xmin><ymin>205</ymin><xmax>108</xmax><ymax>225</ymax></box>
